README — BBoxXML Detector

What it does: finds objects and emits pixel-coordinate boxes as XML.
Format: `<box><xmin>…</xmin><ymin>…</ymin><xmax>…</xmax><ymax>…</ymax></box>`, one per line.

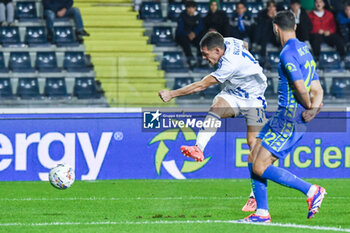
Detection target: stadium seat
<box><xmin>0</xmin><ymin>78</ymin><xmax>14</xmax><ymax>98</ymax></box>
<box><xmin>266</xmin><ymin>52</ymin><xmax>280</xmax><ymax>71</ymax></box>
<box><xmin>17</xmin><ymin>78</ymin><xmax>41</xmax><ymax>99</ymax></box>
<box><xmin>16</xmin><ymin>1</ymin><xmax>39</xmax><ymax>21</ymax></box>
<box><xmin>25</xmin><ymin>26</ymin><xmax>50</xmax><ymax>47</ymax></box>
<box><xmin>318</xmin><ymin>52</ymin><xmax>341</xmax><ymax>71</ymax></box>
<box><xmin>151</xmin><ymin>26</ymin><xmax>176</xmax><ymax>46</ymax></box>
<box><xmin>221</xmin><ymin>2</ymin><xmax>236</xmax><ymax>19</ymax></box>
<box><xmin>246</xmin><ymin>2</ymin><xmax>264</xmax><ymax>18</ymax></box>
<box><xmin>319</xmin><ymin>76</ymin><xmax>327</xmax><ymax>95</ymax></box>
<box><xmin>276</xmin><ymin>1</ymin><xmax>289</xmax><ymax>11</ymax></box>
<box><xmin>173</xmin><ymin>77</ymin><xmax>200</xmax><ymax>99</ymax></box>
<box><xmin>168</xmin><ymin>3</ymin><xmax>185</xmax><ymax>21</ymax></box>
<box><xmin>9</xmin><ymin>52</ymin><xmax>35</xmax><ymax>73</ymax></box>
<box><xmin>265</xmin><ymin>77</ymin><xmax>276</xmax><ymax>97</ymax></box>
<box><xmin>64</xmin><ymin>52</ymin><xmax>92</xmax><ymax>72</ymax></box>
<box><xmin>36</xmin><ymin>52</ymin><xmax>62</xmax><ymax>73</ymax></box>
<box><xmin>73</xmin><ymin>77</ymin><xmax>100</xmax><ymax>99</ymax></box>
<box><xmin>44</xmin><ymin>78</ymin><xmax>69</xmax><ymax>98</ymax></box>
<box><xmin>330</xmin><ymin>77</ymin><xmax>350</xmax><ymax>98</ymax></box>
<box><xmin>0</xmin><ymin>52</ymin><xmax>9</xmax><ymax>73</ymax></box>
<box><xmin>196</xmin><ymin>2</ymin><xmax>209</xmax><ymax>18</ymax></box>
<box><xmin>161</xmin><ymin>52</ymin><xmax>188</xmax><ymax>72</ymax></box>
<box><xmin>201</xmin><ymin>84</ymin><xmax>221</xmax><ymax>99</ymax></box>
<box><xmin>0</xmin><ymin>27</ymin><xmax>23</xmax><ymax>47</ymax></box>
<box><xmin>343</xmin><ymin>51</ymin><xmax>350</xmax><ymax>70</ymax></box>
<box><xmin>53</xmin><ymin>26</ymin><xmax>79</xmax><ymax>47</ymax></box>
<box><xmin>140</xmin><ymin>2</ymin><xmax>163</xmax><ymax>21</ymax></box>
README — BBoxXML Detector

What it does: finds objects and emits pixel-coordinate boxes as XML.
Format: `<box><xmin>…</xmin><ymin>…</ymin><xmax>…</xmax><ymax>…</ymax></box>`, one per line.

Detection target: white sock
<box><xmin>256</xmin><ymin>208</ymin><xmax>269</xmax><ymax>217</ymax></box>
<box><xmin>307</xmin><ymin>185</ymin><xmax>317</xmax><ymax>198</ymax></box>
<box><xmin>249</xmin><ymin>190</ymin><xmax>255</xmax><ymax>198</ymax></box>
<box><xmin>195</xmin><ymin>112</ymin><xmax>221</xmax><ymax>152</ymax></box>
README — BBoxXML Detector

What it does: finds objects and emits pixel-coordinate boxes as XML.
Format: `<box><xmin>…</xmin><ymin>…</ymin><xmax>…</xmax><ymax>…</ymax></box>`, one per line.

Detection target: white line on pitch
<box><xmin>0</xmin><ymin>220</ymin><xmax>348</xmax><ymax>232</ymax></box>
<box><xmin>0</xmin><ymin>196</ymin><xmax>347</xmax><ymax>201</ymax></box>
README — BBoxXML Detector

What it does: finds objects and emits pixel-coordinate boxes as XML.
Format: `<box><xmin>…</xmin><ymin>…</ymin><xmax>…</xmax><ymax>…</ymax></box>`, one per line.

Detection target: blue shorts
<box><xmin>257</xmin><ymin>115</ymin><xmax>307</xmax><ymax>159</ymax></box>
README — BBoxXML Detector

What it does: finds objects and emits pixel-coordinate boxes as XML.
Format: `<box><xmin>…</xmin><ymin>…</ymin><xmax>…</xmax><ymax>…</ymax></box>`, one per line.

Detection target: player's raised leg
<box><xmin>181</xmin><ymin>96</ymin><xmax>235</xmax><ymax>162</ymax></box>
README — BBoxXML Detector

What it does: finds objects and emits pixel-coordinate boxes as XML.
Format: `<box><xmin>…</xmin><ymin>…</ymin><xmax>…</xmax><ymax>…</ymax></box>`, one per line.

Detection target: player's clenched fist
<box><xmin>158</xmin><ymin>89</ymin><xmax>173</xmax><ymax>102</ymax></box>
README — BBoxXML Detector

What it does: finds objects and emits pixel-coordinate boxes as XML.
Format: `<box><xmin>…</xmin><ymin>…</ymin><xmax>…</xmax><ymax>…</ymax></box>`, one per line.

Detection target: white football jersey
<box><xmin>211</xmin><ymin>37</ymin><xmax>267</xmax><ymax>98</ymax></box>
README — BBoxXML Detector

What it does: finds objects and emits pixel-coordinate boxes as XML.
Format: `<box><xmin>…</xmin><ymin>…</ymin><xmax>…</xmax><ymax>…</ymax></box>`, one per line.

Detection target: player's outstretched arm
<box><xmin>158</xmin><ymin>75</ymin><xmax>219</xmax><ymax>102</ymax></box>
<box><xmin>292</xmin><ymin>79</ymin><xmax>311</xmax><ymax>109</ymax></box>
<box><xmin>302</xmin><ymin>80</ymin><xmax>324</xmax><ymax>122</ymax></box>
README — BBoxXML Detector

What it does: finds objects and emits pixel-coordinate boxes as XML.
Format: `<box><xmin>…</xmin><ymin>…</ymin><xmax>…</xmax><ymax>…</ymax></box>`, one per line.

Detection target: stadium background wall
<box><xmin>0</xmin><ymin>109</ymin><xmax>349</xmax><ymax>181</ymax></box>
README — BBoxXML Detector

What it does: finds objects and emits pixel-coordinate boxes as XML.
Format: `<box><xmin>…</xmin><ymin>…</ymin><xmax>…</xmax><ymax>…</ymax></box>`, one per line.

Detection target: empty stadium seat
<box><xmin>73</xmin><ymin>77</ymin><xmax>100</xmax><ymax>99</ymax></box>
<box><xmin>173</xmin><ymin>77</ymin><xmax>200</xmax><ymax>99</ymax></box>
<box><xmin>276</xmin><ymin>1</ymin><xmax>289</xmax><ymax>11</ymax></box>
<box><xmin>16</xmin><ymin>1</ymin><xmax>39</xmax><ymax>21</ymax></box>
<box><xmin>140</xmin><ymin>2</ymin><xmax>163</xmax><ymax>21</ymax></box>
<box><xmin>221</xmin><ymin>2</ymin><xmax>236</xmax><ymax>19</ymax></box>
<box><xmin>17</xmin><ymin>78</ymin><xmax>41</xmax><ymax>99</ymax></box>
<box><xmin>318</xmin><ymin>52</ymin><xmax>341</xmax><ymax>71</ymax></box>
<box><xmin>44</xmin><ymin>78</ymin><xmax>69</xmax><ymax>98</ymax></box>
<box><xmin>265</xmin><ymin>77</ymin><xmax>276</xmax><ymax>97</ymax></box>
<box><xmin>53</xmin><ymin>26</ymin><xmax>79</xmax><ymax>47</ymax></box>
<box><xmin>0</xmin><ymin>52</ymin><xmax>8</xmax><ymax>73</ymax></box>
<box><xmin>201</xmin><ymin>84</ymin><xmax>221</xmax><ymax>99</ymax></box>
<box><xmin>343</xmin><ymin>52</ymin><xmax>350</xmax><ymax>70</ymax></box>
<box><xmin>196</xmin><ymin>2</ymin><xmax>209</xmax><ymax>18</ymax></box>
<box><xmin>330</xmin><ymin>77</ymin><xmax>350</xmax><ymax>98</ymax></box>
<box><xmin>25</xmin><ymin>26</ymin><xmax>50</xmax><ymax>47</ymax></box>
<box><xmin>151</xmin><ymin>26</ymin><xmax>176</xmax><ymax>46</ymax></box>
<box><xmin>9</xmin><ymin>52</ymin><xmax>35</xmax><ymax>72</ymax></box>
<box><xmin>0</xmin><ymin>27</ymin><xmax>22</xmax><ymax>47</ymax></box>
<box><xmin>0</xmin><ymin>78</ymin><xmax>13</xmax><ymax>98</ymax></box>
<box><xmin>319</xmin><ymin>76</ymin><xmax>327</xmax><ymax>95</ymax></box>
<box><xmin>161</xmin><ymin>52</ymin><xmax>188</xmax><ymax>72</ymax></box>
<box><xmin>36</xmin><ymin>52</ymin><xmax>62</xmax><ymax>72</ymax></box>
<box><xmin>64</xmin><ymin>52</ymin><xmax>91</xmax><ymax>72</ymax></box>
<box><xmin>246</xmin><ymin>2</ymin><xmax>263</xmax><ymax>18</ymax></box>
<box><xmin>266</xmin><ymin>52</ymin><xmax>280</xmax><ymax>71</ymax></box>
<box><xmin>168</xmin><ymin>3</ymin><xmax>185</xmax><ymax>21</ymax></box>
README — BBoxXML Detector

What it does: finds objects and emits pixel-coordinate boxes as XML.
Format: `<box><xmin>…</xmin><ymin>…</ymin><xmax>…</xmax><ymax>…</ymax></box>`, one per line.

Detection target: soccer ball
<box><xmin>49</xmin><ymin>164</ymin><xmax>75</xmax><ymax>189</ymax></box>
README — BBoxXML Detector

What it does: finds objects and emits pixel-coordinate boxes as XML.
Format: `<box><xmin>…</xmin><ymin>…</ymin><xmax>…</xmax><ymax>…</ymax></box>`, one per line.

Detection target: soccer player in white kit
<box><xmin>159</xmin><ymin>31</ymin><xmax>267</xmax><ymax>211</ymax></box>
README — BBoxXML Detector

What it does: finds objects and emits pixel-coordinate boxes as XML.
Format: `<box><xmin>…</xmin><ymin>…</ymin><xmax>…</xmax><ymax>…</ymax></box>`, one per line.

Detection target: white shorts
<box><xmin>215</xmin><ymin>91</ymin><xmax>268</xmax><ymax>126</ymax></box>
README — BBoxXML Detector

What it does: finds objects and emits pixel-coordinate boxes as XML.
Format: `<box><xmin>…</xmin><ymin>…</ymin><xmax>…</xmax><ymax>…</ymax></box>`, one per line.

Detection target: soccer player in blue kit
<box><xmin>241</xmin><ymin>11</ymin><xmax>325</xmax><ymax>222</ymax></box>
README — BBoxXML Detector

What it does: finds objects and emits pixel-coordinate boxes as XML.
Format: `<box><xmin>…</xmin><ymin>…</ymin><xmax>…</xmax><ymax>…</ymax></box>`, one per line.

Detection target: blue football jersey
<box><xmin>277</xmin><ymin>38</ymin><xmax>319</xmax><ymax>119</ymax></box>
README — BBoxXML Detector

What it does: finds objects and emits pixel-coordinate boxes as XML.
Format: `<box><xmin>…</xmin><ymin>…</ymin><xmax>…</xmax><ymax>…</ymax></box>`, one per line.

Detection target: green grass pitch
<box><xmin>0</xmin><ymin>179</ymin><xmax>349</xmax><ymax>233</ymax></box>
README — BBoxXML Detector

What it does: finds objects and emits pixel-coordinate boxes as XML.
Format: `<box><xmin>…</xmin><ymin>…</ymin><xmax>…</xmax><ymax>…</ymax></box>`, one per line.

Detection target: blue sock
<box><xmin>249</xmin><ymin>163</ymin><xmax>268</xmax><ymax>210</ymax></box>
<box><xmin>262</xmin><ymin>165</ymin><xmax>312</xmax><ymax>195</ymax></box>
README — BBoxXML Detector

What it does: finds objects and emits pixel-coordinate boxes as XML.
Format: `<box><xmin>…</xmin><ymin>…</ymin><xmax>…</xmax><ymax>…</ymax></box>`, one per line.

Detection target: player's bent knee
<box><xmin>252</xmin><ymin>162</ymin><xmax>267</xmax><ymax>177</ymax></box>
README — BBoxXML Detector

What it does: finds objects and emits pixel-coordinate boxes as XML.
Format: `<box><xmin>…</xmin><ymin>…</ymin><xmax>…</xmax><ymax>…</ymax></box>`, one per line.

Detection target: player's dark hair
<box><xmin>199</xmin><ymin>31</ymin><xmax>225</xmax><ymax>50</ymax></box>
<box><xmin>272</xmin><ymin>10</ymin><xmax>296</xmax><ymax>31</ymax></box>
<box><xmin>185</xmin><ymin>0</ymin><xmax>197</xmax><ymax>8</ymax></box>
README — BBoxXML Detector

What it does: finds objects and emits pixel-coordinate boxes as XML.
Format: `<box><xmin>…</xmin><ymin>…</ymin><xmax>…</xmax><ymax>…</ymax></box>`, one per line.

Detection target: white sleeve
<box><xmin>210</xmin><ymin>57</ymin><xmax>234</xmax><ymax>83</ymax></box>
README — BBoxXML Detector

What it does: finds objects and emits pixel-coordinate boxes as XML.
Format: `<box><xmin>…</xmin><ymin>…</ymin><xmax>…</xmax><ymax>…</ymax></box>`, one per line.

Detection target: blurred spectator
<box><xmin>0</xmin><ymin>0</ymin><xmax>14</xmax><ymax>26</ymax></box>
<box><xmin>290</xmin><ymin>0</ymin><xmax>313</xmax><ymax>42</ymax></box>
<box><xmin>175</xmin><ymin>1</ymin><xmax>204</xmax><ymax>68</ymax></box>
<box><xmin>203</xmin><ymin>0</ymin><xmax>230</xmax><ymax>37</ymax></box>
<box><xmin>324</xmin><ymin>0</ymin><xmax>344</xmax><ymax>13</ymax></box>
<box><xmin>230</xmin><ymin>1</ymin><xmax>255</xmax><ymax>44</ymax></box>
<box><xmin>255</xmin><ymin>1</ymin><xmax>279</xmax><ymax>58</ymax></box>
<box><xmin>43</xmin><ymin>0</ymin><xmax>90</xmax><ymax>42</ymax></box>
<box><xmin>309</xmin><ymin>0</ymin><xmax>345</xmax><ymax>59</ymax></box>
<box><xmin>301</xmin><ymin>0</ymin><xmax>315</xmax><ymax>11</ymax></box>
<box><xmin>337</xmin><ymin>1</ymin><xmax>350</xmax><ymax>45</ymax></box>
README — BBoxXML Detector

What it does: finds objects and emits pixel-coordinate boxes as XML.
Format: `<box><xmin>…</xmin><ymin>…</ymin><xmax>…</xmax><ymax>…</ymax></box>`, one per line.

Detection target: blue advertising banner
<box><xmin>0</xmin><ymin>110</ymin><xmax>349</xmax><ymax>181</ymax></box>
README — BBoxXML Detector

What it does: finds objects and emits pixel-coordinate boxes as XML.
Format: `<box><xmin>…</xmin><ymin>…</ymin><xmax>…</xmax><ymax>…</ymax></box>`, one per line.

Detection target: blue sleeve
<box><xmin>281</xmin><ymin>52</ymin><xmax>303</xmax><ymax>82</ymax></box>
<box><xmin>337</xmin><ymin>12</ymin><xmax>350</xmax><ymax>25</ymax></box>
<box><xmin>312</xmin><ymin>69</ymin><xmax>320</xmax><ymax>81</ymax></box>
